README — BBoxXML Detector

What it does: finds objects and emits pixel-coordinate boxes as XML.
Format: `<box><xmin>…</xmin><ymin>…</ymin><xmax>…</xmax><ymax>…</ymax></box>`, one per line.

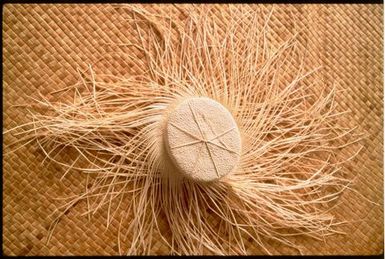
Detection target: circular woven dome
<box><xmin>164</xmin><ymin>97</ymin><xmax>241</xmax><ymax>182</ymax></box>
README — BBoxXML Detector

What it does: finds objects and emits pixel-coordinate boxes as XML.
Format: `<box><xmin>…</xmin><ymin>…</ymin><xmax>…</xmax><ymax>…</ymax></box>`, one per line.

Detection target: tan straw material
<box><xmin>3</xmin><ymin>4</ymin><xmax>383</xmax><ymax>255</ymax></box>
<box><xmin>165</xmin><ymin>97</ymin><xmax>242</xmax><ymax>182</ymax></box>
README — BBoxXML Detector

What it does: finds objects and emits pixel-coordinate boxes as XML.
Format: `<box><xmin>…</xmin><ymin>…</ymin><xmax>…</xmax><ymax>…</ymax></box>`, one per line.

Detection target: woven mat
<box><xmin>3</xmin><ymin>4</ymin><xmax>383</xmax><ymax>255</ymax></box>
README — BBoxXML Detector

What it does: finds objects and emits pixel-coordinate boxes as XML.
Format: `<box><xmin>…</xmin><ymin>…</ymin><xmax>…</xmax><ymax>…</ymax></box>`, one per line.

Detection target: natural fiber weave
<box><xmin>3</xmin><ymin>4</ymin><xmax>383</xmax><ymax>255</ymax></box>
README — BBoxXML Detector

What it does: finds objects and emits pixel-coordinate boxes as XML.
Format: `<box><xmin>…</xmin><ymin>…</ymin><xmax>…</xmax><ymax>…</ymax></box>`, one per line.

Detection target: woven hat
<box><xmin>3</xmin><ymin>4</ymin><xmax>383</xmax><ymax>255</ymax></box>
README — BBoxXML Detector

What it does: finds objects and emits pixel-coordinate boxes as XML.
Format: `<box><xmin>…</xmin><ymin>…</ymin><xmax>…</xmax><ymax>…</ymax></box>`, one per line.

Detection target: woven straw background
<box><xmin>3</xmin><ymin>4</ymin><xmax>383</xmax><ymax>255</ymax></box>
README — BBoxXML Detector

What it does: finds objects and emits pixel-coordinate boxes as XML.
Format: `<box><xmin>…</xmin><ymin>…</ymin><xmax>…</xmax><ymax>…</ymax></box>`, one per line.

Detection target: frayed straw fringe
<box><xmin>4</xmin><ymin>4</ymin><xmax>369</xmax><ymax>255</ymax></box>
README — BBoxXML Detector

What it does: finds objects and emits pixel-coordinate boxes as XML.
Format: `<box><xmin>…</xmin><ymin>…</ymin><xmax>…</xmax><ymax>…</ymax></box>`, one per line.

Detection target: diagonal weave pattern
<box><xmin>2</xmin><ymin>4</ymin><xmax>383</xmax><ymax>255</ymax></box>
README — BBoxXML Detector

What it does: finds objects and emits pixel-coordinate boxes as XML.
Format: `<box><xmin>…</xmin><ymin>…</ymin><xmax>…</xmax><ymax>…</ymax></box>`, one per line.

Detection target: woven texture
<box><xmin>3</xmin><ymin>4</ymin><xmax>383</xmax><ymax>255</ymax></box>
